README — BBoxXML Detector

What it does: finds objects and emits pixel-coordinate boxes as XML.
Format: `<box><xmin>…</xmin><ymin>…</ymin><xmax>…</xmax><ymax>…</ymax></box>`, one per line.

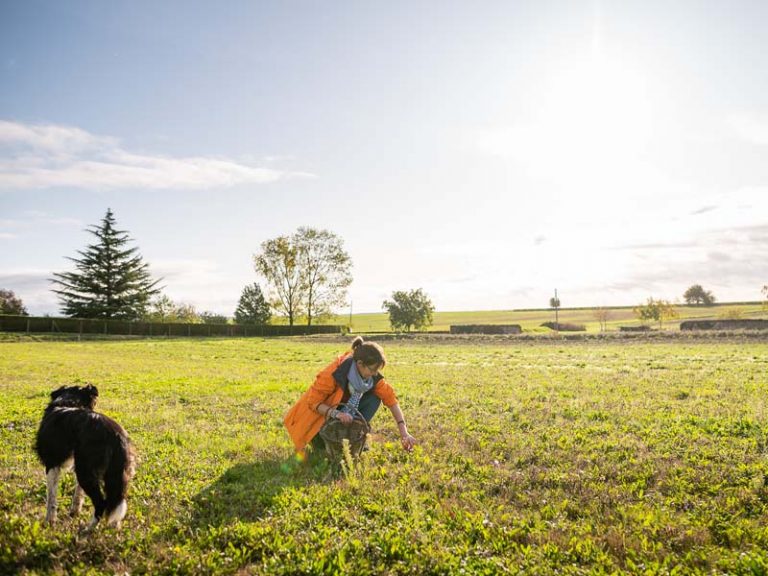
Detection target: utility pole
<box><xmin>550</xmin><ymin>288</ymin><xmax>561</xmax><ymax>328</ymax></box>
<box><xmin>348</xmin><ymin>301</ymin><xmax>353</xmax><ymax>332</ymax></box>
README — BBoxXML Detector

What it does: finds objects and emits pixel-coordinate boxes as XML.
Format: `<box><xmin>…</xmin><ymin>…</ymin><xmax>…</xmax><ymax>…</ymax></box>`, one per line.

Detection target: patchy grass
<box><xmin>2</xmin><ymin>337</ymin><xmax>768</xmax><ymax>574</ymax></box>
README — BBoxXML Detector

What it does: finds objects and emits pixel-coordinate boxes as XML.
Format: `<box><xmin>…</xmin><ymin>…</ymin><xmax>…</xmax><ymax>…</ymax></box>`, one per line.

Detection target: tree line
<box><xmin>1</xmin><ymin>209</ymin><xmax>436</xmax><ymax>331</ymax></box>
<box><xmin>3</xmin><ymin>209</ymin><xmax>767</xmax><ymax>330</ymax></box>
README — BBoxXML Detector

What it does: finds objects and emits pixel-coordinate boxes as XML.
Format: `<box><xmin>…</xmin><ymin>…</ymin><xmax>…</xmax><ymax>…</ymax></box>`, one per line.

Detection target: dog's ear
<box><xmin>84</xmin><ymin>384</ymin><xmax>99</xmax><ymax>398</ymax></box>
<box><xmin>50</xmin><ymin>386</ymin><xmax>67</xmax><ymax>400</ymax></box>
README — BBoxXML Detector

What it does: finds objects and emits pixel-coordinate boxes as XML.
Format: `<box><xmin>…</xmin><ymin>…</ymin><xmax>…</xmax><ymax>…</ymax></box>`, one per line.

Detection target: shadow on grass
<box><xmin>189</xmin><ymin>453</ymin><xmax>332</xmax><ymax>528</ymax></box>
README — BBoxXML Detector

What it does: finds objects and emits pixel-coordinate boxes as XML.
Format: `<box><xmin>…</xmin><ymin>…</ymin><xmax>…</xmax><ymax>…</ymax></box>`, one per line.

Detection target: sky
<box><xmin>1</xmin><ymin>0</ymin><xmax>767</xmax><ymax>316</ymax></box>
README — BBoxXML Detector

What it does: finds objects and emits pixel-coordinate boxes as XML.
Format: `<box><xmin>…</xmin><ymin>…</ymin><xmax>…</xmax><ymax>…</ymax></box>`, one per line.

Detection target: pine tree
<box><xmin>234</xmin><ymin>283</ymin><xmax>271</xmax><ymax>325</ymax></box>
<box><xmin>51</xmin><ymin>209</ymin><xmax>162</xmax><ymax>319</ymax></box>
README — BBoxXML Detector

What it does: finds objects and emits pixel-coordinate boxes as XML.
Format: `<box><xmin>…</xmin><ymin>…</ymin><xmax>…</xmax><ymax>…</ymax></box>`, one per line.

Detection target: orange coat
<box><xmin>283</xmin><ymin>352</ymin><xmax>398</xmax><ymax>453</ymax></box>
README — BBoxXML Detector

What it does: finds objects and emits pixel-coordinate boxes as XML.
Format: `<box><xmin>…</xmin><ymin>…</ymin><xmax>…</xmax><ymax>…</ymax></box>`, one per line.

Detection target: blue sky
<box><xmin>1</xmin><ymin>1</ymin><xmax>767</xmax><ymax>316</ymax></box>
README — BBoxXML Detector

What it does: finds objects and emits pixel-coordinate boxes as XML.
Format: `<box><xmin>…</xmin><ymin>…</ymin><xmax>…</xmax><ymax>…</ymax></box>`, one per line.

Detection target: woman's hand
<box><xmin>400</xmin><ymin>433</ymin><xmax>417</xmax><ymax>452</ymax></box>
<box><xmin>335</xmin><ymin>411</ymin><xmax>354</xmax><ymax>424</ymax></box>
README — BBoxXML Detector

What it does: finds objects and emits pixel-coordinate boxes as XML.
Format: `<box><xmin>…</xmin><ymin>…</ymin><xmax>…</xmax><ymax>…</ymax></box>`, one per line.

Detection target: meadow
<box><xmin>2</xmin><ymin>335</ymin><xmax>768</xmax><ymax>575</ymax></box>
<box><xmin>332</xmin><ymin>303</ymin><xmax>767</xmax><ymax>333</ymax></box>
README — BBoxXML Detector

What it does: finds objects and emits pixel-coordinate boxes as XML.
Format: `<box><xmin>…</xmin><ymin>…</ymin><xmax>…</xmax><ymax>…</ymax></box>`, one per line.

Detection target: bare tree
<box><xmin>253</xmin><ymin>236</ymin><xmax>305</xmax><ymax>326</ymax></box>
<box><xmin>294</xmin><ymin>227</ymin><xmax>352</xmax><ymax>326</ymax></box>
<box><xmin>592</xmin><ymin>307</ymin><xmax>612</xmax><ymax>332</ymax></box>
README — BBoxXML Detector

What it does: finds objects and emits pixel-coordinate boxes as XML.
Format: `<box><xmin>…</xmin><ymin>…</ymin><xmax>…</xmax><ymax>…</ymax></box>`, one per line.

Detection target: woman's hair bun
<box><xmin>351</xmin><ymin>336</ymin><xmax>364</xmax><ymax>349</ymax></box>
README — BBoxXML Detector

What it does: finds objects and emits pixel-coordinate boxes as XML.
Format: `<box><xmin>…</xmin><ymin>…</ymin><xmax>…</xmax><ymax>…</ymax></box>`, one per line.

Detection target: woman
<box><xmin>284</xmin><ymin>336</ymin><xmax>417</xmax><ymax>458</ymax></box>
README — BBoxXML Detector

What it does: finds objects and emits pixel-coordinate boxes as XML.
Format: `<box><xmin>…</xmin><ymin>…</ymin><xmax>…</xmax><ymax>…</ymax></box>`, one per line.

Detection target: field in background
<box><xmin>330</xmin><ymin>302</ymin><xmax>767</xmax><ymax>333</ymax></box>
<box><xmin>2</xmin><ymin>336</ymin><xmax>768</xmax><ymax>574</ymax></box>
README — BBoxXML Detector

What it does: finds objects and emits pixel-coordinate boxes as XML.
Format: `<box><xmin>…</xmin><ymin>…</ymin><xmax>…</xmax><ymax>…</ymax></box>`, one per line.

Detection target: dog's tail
<box><xmin>104</xmin><ymin>436</ymin><xmax>136</xmax><ymax>525</ymax></box>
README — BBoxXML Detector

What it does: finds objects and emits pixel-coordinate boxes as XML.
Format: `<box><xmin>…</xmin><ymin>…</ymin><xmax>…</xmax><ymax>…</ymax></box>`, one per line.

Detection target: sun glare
<box><xmin>540</xmin><ymin>58</ymin><xmax>655</xmax><ymax>172</ymax></box>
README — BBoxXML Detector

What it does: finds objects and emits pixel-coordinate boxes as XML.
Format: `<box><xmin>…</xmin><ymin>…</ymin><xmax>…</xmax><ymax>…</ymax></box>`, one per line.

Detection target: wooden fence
<box><xmin>0</xmin><ymin>315</ymin><xmax>343</xmax><ymax>337</ymax></box>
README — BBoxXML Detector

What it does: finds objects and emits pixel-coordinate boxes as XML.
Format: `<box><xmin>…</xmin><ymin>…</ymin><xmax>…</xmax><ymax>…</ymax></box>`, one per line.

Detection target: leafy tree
<box><xmin>382</xmin><ymin>288</ymin><xmax>435</xmax><ymax>332</ymax></box>
<box><xmin>633</xmin><ymin>297</ymin><xmax>679</xmax><ymax>329</ymax></box>
<box><xmin>0</xmin><ymin>289</ymin><xmax>28</xmax><ymax>315</ymax></box>
<box><xmin>253</xmin><ymin>236</ymin><xmax>304</xmax><ymax>326</ymax></box>
<box><xmin>294</xmin><ymin>227</ymin><xmax>352</xmax><ymax>326</ymax></box>
<box><xmin>234</xmin><ymin>283</ymin><xmax>271</xmax><ymax>325</ymax></box>
<box><xmin>174</xmin><ymin>302</ymin><xmax>201</xmax><ymax>323</ymax></box>
<box><xmin>51</xmin><ymin>209</ymin><xmax>161</xmax><ymax>319</ymax></box>
<box><xmin>142</xmin><ymin>295</ymin><xmax>200</xmax><ymax>323</ymax></box>
<box><xmin>683</xmin><ymin>284</ymin><xmax>716</xmax><ymax>306</ymax></box>
<box><xmin>200</xmin><ymin>311</ymin><xmax>229</xmax><ymax>325</ymax></box>
<box><xmin>592</xmin><ymin>307</ymin><xmax>612</xmax><ymax>332</ymax></box>
<box><xmin>143</xmin><ymin>294</ymin><xmax>177</xmax><ymax>322</ymax></box>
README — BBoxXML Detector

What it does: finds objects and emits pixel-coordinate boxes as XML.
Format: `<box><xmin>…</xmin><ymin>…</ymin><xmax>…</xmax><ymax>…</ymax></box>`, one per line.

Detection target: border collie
<box><xmin>34</xmin><ymin>385</ymin><xmax>135</xmax><ymax>531</ymax></box>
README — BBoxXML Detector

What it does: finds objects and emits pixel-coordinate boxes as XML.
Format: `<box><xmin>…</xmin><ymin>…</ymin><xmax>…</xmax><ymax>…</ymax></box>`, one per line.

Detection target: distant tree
<box><xmin>254</xmin><ymin>236</ymin><xmax>305</xmax><ymax>326</ymax></box>
<box><xmin>549</xmin><ymin>293</ymin><xmax>561</xmax><ymax>326</ymax></box>
<box><xmin>763</xmin><ymin>285</ymin><xmax>768</xmax><ymax>312</ymax></box>
<box><xmin>0</xmin><ymin>289</ymin><xmax>28</xmax><ymax>315</ymax></box>
<box><xmin>50</xmin><ymin>209</ymin><xmax>161</xmax><ymax>319</ymax></box>
<box><xmin>382</xmin><ymin>288</ymin><xmax>435</xmax><ymax>332</ymax></box>
<box><xmin>294</xmin><ymin>227</ymin><xmax>352</xmax><ymax>326</ymax></box>
<box><xmin>683</xmin><ymin>284</ymin><xmax>716</xmax><ymax>306</ymax></box>
<box><xmin>143</xmin><ymin>294</ymin><xmax>177</xmax><ymax>322</ymax></box>
<box><xmin>142</xmin><ymin>295</ymin><xmax>201</xmax><ymax>323</ymax></box>
<box><xmin>718</xmin><ymin>307</ymin><xmax>743</xmax><ymax>320</ymax></box>
<box><xmin>634</xmin><ymin>297</ymin><xmax>679</xmax><ymax>329</ymax></box>
<box><xmin>592</xmin><ymin>307</ymin><xmax>612</xmax><ymax>332</ymax></box>
<box><xmin>200</xmin><ymin>311</ymin><xmax>228</xmax><ymax>325</ymax></box>
<box><xmin>234</xmin><ymin>283</ymin><xmax>271</xmax><ymax>325</ymax></box>
<box><xmin>174</xmin><ymin>302</ymin><xmax>201</xmax><ymax>323</ymax></box>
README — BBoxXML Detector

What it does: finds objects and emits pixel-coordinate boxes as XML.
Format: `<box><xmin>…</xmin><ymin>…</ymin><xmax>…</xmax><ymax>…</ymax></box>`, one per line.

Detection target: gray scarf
<box><xmin>340</xmin><ymin>361</ymin><xmax>374</xmax><ymax>415</ymax></box>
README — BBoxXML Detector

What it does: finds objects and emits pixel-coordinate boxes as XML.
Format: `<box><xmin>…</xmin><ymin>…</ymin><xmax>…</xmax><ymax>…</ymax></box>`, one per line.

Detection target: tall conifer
<box><xmin>234</xmin><ymin>282</ymin><xmax>271</xmax><ymax>325</ymax></box>
<box><xmin>51</xmin><ymin>209</ymin><xmax>161</xmax><ymax>319</ymax></box>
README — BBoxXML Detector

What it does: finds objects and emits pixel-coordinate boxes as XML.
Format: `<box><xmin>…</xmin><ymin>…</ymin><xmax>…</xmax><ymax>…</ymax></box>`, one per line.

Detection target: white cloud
<box><xmin>0</xmin><ymin>120</ymin><xmax>312</xmax><ymax>190</ymax></box>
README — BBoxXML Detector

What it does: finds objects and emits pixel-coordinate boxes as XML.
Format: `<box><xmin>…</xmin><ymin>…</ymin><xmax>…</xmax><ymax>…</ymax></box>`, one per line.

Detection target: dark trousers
<box><xmin>356</xmin><ymin>391</ymin><xmax>382</xmax><ymax>422</ymax></box>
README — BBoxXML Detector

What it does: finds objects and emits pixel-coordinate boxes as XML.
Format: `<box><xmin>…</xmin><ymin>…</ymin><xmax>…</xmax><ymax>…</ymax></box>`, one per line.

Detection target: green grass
<box><xmin>2</xmin><ymin>336</ymin><xmax>768</xmax><ymax>574</ymax></box>
<box><xmin>329</xmin><ymin>302</ymin><xmax>767</xmax><ymax>333</ymax></box>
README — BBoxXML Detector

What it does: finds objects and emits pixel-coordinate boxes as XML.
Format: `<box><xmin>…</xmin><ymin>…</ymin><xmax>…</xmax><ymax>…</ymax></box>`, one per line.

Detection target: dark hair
<box><xmin>351</xmin><ymin>336</ymin><xmax>386</xmax><ymax>368</ymax></box>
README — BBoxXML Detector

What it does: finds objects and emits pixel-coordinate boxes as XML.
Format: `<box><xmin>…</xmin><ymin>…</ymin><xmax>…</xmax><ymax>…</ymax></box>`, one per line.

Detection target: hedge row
<box><xmin>450</xmin><ymin>324</ymin><xmax>522</xmax><ymax>335</ymax></box>
<box><xmin>0</xmin><ymin>315</ymin><xmax>342</xmax><ymax>337</ymax></box>
<box><xmin>680</xmin><ymin>319</ymin><xmax>768</xmax><ymax>331</ymax></box>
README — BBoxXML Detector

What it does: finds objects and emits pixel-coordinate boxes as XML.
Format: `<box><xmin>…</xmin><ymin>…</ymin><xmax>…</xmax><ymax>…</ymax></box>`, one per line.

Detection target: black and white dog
<box><xmin>35</xmin><ymin>385</ymin><xmax>135</xmax><ymax>531</ymax></box>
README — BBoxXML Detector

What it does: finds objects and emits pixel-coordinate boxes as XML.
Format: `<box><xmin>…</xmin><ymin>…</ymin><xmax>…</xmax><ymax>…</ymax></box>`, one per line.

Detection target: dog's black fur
<box><xmin>35</xmin><ymin>384</ymin><xmax>135</xmax><ymax>530</ymax></box>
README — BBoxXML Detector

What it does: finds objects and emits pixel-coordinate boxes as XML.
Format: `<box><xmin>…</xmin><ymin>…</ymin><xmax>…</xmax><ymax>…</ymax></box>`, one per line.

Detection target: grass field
<box><xmin>331</xmin><ymin>302</ymin><xmax>767</xmax><ymax>333</ymax></box>
<box><xmin>2</xmin><ymin>336</ymin><xmax>768</xmax><ymax>574</ymax></box>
